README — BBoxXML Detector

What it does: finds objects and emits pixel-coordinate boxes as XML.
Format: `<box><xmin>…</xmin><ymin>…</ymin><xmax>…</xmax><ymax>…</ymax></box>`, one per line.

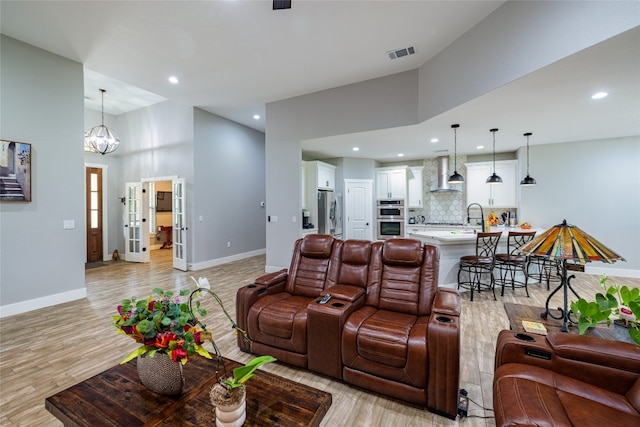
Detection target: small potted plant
<box><xmin>210</xmin><ymin>355</ymin><xmax>277</xmax><ymax>426</ymax></box>
<box><xmin>570</xmin><ymin>275</ymin><xmax>640</xmax><ymax>345</ymax></box>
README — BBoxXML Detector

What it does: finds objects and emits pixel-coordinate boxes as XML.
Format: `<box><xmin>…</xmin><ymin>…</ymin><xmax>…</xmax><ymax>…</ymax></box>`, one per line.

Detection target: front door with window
<box><xmin>86</xmin><ymin>167</ymin><xmax>103</xmax><ymax>262</ymax></box>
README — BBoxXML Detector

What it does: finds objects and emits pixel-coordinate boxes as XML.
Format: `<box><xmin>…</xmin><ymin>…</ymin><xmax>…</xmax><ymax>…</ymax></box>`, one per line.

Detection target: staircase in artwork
<box><xmin>0</xmin><ymin>176</ymin><xmax>25</xmax><ymax>200</ymax></box>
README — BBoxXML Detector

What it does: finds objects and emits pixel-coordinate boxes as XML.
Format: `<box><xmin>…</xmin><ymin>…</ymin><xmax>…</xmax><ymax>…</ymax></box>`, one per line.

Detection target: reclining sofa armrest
<box><xmin>235</xmin><ymin>270</ymin><xmax>288</xmax><ymax>353</ymax></box>
<box><xmin>495</xmin><ymin>330</ymin><xmax>640</xmax><ymax>395</ymax></box>
<box><xmin>431</xmin><ymin>288</ymin><xmax>461</xmax><ymax>317</ymax></box>
<box><xmin>324</xmin><ymin>284</ymin><xmax>365</xmax><ymax>303</ymax></box>
<box><xmin>255</xmin><ymin>268</ymin><xmax>288</xmax><ymax>287</ymax></box>
<box><xmin>546</xmin><ymin>331</ymin><xmax>640</xmax><ymax>373</ymax></box>
<box><xmin>494</xmin><ymin>329</ymin><xmax>554</xmax><ymax>371</ymax></box>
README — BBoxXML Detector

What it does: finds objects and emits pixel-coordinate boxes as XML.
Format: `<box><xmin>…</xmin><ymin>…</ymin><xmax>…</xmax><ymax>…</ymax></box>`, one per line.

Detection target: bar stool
<box><xmin>495</xmin><ymin>231</ymin><xmax>536</xmax><ymax>296</ymax></box>
<box><xmin>457</xmin><ymin>232</ymin><xmax>502</xmax><ymax>301</ymax></box>
<box><xmin>528</xmin><ymin>256</ymin><xmax>562</xmax><ymax>290</ymax></box>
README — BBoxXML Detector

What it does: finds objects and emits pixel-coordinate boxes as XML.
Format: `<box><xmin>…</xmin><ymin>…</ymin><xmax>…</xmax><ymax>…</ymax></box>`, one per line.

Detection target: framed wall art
<box><xmin>0</xmin><ymin>139</ymin><xmax>32</xmax><ymax>202</ymax></box>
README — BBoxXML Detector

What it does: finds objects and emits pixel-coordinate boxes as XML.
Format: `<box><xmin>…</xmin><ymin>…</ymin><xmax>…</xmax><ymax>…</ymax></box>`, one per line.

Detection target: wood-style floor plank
<box><xmin>1</xmin><ymin>249</ymin><xmax>638</xmax><ymax>426</ymax></box>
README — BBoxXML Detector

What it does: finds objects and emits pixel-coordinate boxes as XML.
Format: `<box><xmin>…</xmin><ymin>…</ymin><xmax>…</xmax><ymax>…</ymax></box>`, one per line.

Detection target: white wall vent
<box><xmin>387</xmin><ymin>46</ymin><xmax>416</xmax><ymax>60</ymax></box>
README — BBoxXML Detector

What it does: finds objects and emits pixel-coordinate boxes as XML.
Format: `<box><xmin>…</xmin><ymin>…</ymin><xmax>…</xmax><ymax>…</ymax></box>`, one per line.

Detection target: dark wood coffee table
<box><xmin>45</xmin><ymin>356</ymin><xmax>331</xmax><ymax>426</ymax></box>
<box><xmin>504</xmin><ymin>303</ymin><xmax>617</xmax><ymax>340</ymax></box>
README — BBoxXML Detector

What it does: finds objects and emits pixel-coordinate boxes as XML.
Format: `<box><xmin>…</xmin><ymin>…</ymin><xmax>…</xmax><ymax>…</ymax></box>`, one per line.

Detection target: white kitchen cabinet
<box><xmin>407</xmin><ymin>166</ymin><xmax>423</xmax><ymax>208</ymax></box>
<box><xmin>465</xmin><ymin>160</ymin><xmax>517</xmax><ymax>208</ymax></box>
<box><xmin>305</xmin><ymin>160</ymin><xmax>336</xmax><ymax>190</ymax></box>
<box><xmin>376</xmin><ymin>167</ymin><xmax>407</xmax><ymax>200</ymax></box>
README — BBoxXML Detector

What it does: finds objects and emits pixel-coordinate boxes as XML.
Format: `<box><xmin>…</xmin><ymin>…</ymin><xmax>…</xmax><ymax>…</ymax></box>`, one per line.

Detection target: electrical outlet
<box><xmin>457</xmin><ymin>389</ymin><xmax>469</xmax><ymax>418</ymax></box>
<box><xmin>227</xmin><ymin>241</ymin><xmax>231</xmax><ymax>248</ymax></box>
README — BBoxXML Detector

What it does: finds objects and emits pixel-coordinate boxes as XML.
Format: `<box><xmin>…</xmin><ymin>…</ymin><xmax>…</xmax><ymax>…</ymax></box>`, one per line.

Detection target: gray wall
<box><xmin>193</xmin><ymin>108</ymin><xmax>266</xmax><ymax>265</ymax></box>
<box><xmin>518</xmin><ymin>136</ymin><xmax>640</xmax><ymax>275</ymax></box>
<box><xmin>1</xmin><ymin>36</ymin><xmax>86</xmax><ymax>311</ymax></box>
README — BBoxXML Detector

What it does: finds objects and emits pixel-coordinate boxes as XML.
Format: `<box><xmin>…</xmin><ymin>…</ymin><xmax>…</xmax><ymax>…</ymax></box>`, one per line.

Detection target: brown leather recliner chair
<box><xmin>493</xmin><ymin>330</ymin><xmax>640</xmax><ymax>426</ymax></box>
<box><xmin>341</xmin><ymin>238</ymin><xmax>462</xmax><ymax>419</ymax></box>
<box><xmin>236</xmin><ymin>234</ymin><xmax>339</xmax><ymax>368</ymax></box>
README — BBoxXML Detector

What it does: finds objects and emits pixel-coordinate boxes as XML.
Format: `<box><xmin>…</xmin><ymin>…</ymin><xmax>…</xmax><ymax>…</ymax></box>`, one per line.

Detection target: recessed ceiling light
<box><xmin>253</xmin><ymin>114</ymin><xmax>260</xmax><ymax>120</ymax></box>
<box><xmin>430</xmin><ymin>138</ymin><xmax>438</xmax><ymax>143</ymax></box>
<box><xmin>352</xmin><ymin>147</ymin><xmax>359</xmax><ymax>151</ymax></box>
<box><xmin>168</xmin><ymin>76</ymin><xmax>179</xmax><ymax>84</ymax></box>
<box><xmin>398</xmin><ymin>153</ymin><xmax>404</xmax><ymax>157</ymax></box>
<box><xmin>476</xmin><ymin>145</ymin><xmax>484</xmax><ymax>150</ymax></box>
<box><xmin>591</xmin><ymin>91</ymin><xmax>608</xmax><ymax>99</ymax></box>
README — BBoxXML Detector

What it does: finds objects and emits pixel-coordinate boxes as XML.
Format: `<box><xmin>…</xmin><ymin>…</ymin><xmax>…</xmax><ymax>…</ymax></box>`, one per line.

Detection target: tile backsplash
<box><xmin>406</xmin><ymin>157</ymin><xmax>517</xmax><ymax>225</ymax></box>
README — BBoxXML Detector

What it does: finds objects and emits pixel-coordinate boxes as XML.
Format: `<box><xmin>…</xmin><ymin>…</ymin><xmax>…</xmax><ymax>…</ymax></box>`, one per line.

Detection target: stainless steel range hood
<box><xmin>430</xmin><ymin>156</ymin><xmax>461</xmax><ymax>193</ymax></box>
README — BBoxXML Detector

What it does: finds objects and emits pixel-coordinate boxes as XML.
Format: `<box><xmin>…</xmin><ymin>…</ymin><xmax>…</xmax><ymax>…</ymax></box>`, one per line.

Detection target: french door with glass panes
<box><xmin>172</xmin><ymin>178</ymin><xmax>187</xmax><ymax>271</ymax></box>
<box><xmin>124</xmin><ymin>182</ymin><xmax>150</xmax><ymax>263</ymax></box>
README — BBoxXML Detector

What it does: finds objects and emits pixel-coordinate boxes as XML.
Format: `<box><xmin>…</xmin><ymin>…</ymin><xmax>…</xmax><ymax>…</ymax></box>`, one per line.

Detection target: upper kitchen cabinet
<box><xmin>407</xmin><ymin>166</ymin><xmax>423</xmax><ymax>208</ymax></box>
<box><xmin>305</xmin><ymin>160</ymin><xmax>336</xmax><ymax>190</ymax></box>
<box><xmin>465</xmin><ymin>160</ymin><xmax>517</xmax><ymax>208</ymax></box>
<box><xmin>376</xmin><ymin>167</ymin><xmax>407</xmax><ymax>200</ymax></box>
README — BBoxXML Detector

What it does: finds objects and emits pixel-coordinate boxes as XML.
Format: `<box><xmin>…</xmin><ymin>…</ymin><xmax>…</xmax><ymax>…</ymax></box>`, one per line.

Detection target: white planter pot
<box><xmin>215</xmin><ymin>398</ymin><xmax>246</xmax><ymax>426</ymax></box>
<box><xmin>210</xmin><ymin>383</ymin><xmax>246</xmax><ymax>427</ymax></box>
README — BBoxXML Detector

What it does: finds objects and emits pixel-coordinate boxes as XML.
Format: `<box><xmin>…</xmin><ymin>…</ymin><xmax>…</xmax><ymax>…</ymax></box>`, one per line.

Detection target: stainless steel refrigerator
<box><xmin>317</xmin><ymin>190</ymin><xmax>341</xmax><ymax>237</ymax></box>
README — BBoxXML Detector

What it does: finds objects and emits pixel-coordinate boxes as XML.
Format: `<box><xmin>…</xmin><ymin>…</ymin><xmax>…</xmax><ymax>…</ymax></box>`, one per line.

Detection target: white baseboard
<box><xmin>0</xmin><ymin>288</ymin><xmax>87</xmax><ymax>318</ymax></box>
<box><xmin>189</xmin><ymin>248</ymin><xmax>266</xmax><ymax>271</ymax></box>
<box><xmin>584</xmin><ymin>265</ymin><xmax>640</xmax><ymax>279</ymax></box>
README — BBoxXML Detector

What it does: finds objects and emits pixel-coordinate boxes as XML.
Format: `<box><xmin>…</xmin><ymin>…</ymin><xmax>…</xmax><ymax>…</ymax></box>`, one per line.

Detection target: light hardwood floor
<box><xmin>1</xmin><ymin>249</ymin><xmax>638</xmax><ymax>426</ymax></box>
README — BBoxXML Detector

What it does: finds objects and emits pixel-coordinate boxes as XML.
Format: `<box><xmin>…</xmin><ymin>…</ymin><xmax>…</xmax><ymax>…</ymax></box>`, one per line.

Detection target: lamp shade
<box><xmin>486</xmin><ymin>173</ymin><xmax>503</xmax><ymax>184</ymax></box>
<box><xmin>520</xmin><ymin>219</ymin><xmax>625</xmax><ymax>264</ymax></box>
<box><xmin>85</xmin><ymin>89</ymin><xmax>120</xmax><ymax>155</ymax></box>
<box><xmin>448</xmin><ymin>171</ymin><xmax>465</xmax><ymax>184</ymax></box>
<box><xmin>85</xmin><ymin>125</ymin><xmax>120</xmax><ymax>154</ymax></box>
<box><xmin>520</xmin><ymin>175</ymin><xmax>537</xmax><ymax>186</ymax></box>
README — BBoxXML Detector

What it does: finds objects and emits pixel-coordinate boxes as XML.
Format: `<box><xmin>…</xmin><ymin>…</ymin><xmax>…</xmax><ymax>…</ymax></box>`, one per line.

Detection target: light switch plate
<box><xmin>63</xmin><ymin>220</ymin><xmax>75</xmax><ymax>229</ymax></box>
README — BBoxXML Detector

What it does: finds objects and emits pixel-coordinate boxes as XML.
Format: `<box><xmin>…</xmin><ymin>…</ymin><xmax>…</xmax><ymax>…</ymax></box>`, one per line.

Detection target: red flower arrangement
<box><xmin>113</xmin><ymin>287</ymin><xmax>212</xmax><ymax>365</ymax></box>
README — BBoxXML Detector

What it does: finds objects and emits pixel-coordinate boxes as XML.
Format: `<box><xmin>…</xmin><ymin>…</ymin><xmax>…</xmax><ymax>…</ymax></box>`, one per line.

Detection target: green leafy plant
<box><xmin>223</xmin><ymin>355</ymin><xmax>277</xmax><ymax>389</ymax></box>
<box><xmin>113</xmin><ymin>288</ymin><xmax>213</xmax><ymax>364</ymax></box>
<box><xmin>570</xmin><ymin>275</ymin><xmax>640</xmax><ymax>345</ymax></box>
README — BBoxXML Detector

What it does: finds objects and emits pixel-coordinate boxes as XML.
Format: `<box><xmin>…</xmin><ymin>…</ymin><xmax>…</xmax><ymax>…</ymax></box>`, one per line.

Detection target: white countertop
<box><xmin>408</xmin><ymin>227</ymin><xmax>541</xmax><ymax>243</ymax></box>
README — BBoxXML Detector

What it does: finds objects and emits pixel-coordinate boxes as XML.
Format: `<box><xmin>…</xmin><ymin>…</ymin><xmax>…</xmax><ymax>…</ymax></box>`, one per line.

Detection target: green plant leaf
<box><xmin>120</xmin><ymin>346</ymin><xmax>149</xmax><ymax>364</ymax></box>
<box><xmin>577</xmin><ymin>317</ymin><xmax>592</xmax><ymax>335</ymax></box>
<box><xmin>223</xmin><ymin>355</ymin><xmax>276</xmax><ymax>388</ymax></box>
<box><xmin>629</xmin><ymin>327</ymin><xmax>640</xmax><ymax>346</ymax></box>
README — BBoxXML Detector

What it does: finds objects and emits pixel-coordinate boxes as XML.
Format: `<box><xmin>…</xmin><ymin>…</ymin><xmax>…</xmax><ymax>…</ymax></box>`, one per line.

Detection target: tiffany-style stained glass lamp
<box><xmin>520</xmin><ymin>219</ymin><xmax>625</xmax><ymax>332</ymax></box>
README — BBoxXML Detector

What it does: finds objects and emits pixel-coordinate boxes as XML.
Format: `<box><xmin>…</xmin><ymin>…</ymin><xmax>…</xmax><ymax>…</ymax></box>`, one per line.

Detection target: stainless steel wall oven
<box><xmin>376</xmin><ymin>199</ymin><xmax>404</xmax><ymax>240</ymax></box>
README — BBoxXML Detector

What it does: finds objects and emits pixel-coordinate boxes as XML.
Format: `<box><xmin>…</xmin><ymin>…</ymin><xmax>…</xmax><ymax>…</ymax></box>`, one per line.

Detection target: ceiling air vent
<box><xmin>387</xmin><ymin>46</ymin><xmax>416</xmax><ymax>60</ymax></box>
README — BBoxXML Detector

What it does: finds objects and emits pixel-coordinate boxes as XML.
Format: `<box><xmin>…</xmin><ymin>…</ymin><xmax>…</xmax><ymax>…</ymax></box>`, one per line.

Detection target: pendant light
<box><xmin>486</xmin><ymin>128</ymin><xmax>502</xmax><ymax>184</ymax></box>
<box><xmin>447</xmin><ymin>124</ymin><xmax>464</xmax><ymax>184</ymax></box>
<box><xmin>85</xmin><ymin>89</ymin><xmax>120</xmax><ymax>155</ymax></box>
<box><xmin>520</xmin><ymin>132</ymin><xmax>537</xmax><ymax>186</ymax></box>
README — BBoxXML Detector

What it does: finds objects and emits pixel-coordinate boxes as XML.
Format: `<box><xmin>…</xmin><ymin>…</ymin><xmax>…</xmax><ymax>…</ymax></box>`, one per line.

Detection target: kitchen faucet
<box><xmin>466</xmin><ymin>203</ymin><xmax>484</xmax><ymax>227</ymax></box>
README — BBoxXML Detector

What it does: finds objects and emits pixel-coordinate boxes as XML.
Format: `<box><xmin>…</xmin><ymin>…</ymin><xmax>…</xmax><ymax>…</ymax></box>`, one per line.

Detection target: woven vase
<box><xmin>137</xmin><ymin>353</ymin><xmax>185</xmax><ymax>396</ymax></box>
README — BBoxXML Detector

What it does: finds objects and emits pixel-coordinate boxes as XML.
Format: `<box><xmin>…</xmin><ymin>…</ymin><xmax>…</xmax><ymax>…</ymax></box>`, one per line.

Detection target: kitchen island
<box><xmin>407</xmin><ymin>227</ymin><xmax>541</xmax><ymax>288</ymax></box>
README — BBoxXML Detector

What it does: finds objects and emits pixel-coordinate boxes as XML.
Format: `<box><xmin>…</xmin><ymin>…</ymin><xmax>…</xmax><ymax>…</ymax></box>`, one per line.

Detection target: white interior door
<box><xmin>345</xmin><ymin>180</ymin><xmax>373</xmax><ymax>240</ymax></box>
<box><xmin>124</xmin><ymin>182</ymin><xmax>150</xmax><ymax>263</ymax></box>
<box><xmin>172</xmin><ymin>178</ymin><xmax>188</xmax><ymax>271</ymax></box>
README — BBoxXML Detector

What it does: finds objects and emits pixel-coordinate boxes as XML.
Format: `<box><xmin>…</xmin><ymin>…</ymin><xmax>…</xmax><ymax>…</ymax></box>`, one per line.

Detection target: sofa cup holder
<box><xmin>331</xmin><ymin>302</ymin><xmax>344</xmax><ymax>308</ymax></box>
<box><xmin>435</xmin><ymin>316</ymin><xmax>453</xmax><ymax>323</ymax></box>
<box><xmin>246</xmin><ymin>284</ymin><xmax>257</xmax><ymax>288</ymax></box>
<box><xmin>514</xmin><ymin>333</ymin><xmax>536</xmax><ymax>342</ymax></box>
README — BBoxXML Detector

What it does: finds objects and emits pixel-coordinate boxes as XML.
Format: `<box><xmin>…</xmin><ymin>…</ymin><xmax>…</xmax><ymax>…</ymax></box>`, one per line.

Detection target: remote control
<box><xmin>319</xmin><ymin>294</ymin><xmax>332</xmax><ymax>304</ymax></box>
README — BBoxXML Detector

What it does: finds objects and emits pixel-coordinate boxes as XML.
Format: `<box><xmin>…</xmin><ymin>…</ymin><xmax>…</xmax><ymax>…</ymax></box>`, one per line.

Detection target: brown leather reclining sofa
<box><xmin>493</xmin><ymin>329</ymin><xmax>640</xmax><ymax>426</ymax></box>
<box><xmin>236</xmin><ymin>234</ymin><xmax>462</xmax><ymax>419</ymax></box>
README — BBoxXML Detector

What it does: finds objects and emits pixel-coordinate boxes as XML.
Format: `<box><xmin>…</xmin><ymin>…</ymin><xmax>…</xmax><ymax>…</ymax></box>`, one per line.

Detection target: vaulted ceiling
<box><xmin>2</xmin><ymin>1</ymin><xmax>638</xmax><ymax>161</ymax></box>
